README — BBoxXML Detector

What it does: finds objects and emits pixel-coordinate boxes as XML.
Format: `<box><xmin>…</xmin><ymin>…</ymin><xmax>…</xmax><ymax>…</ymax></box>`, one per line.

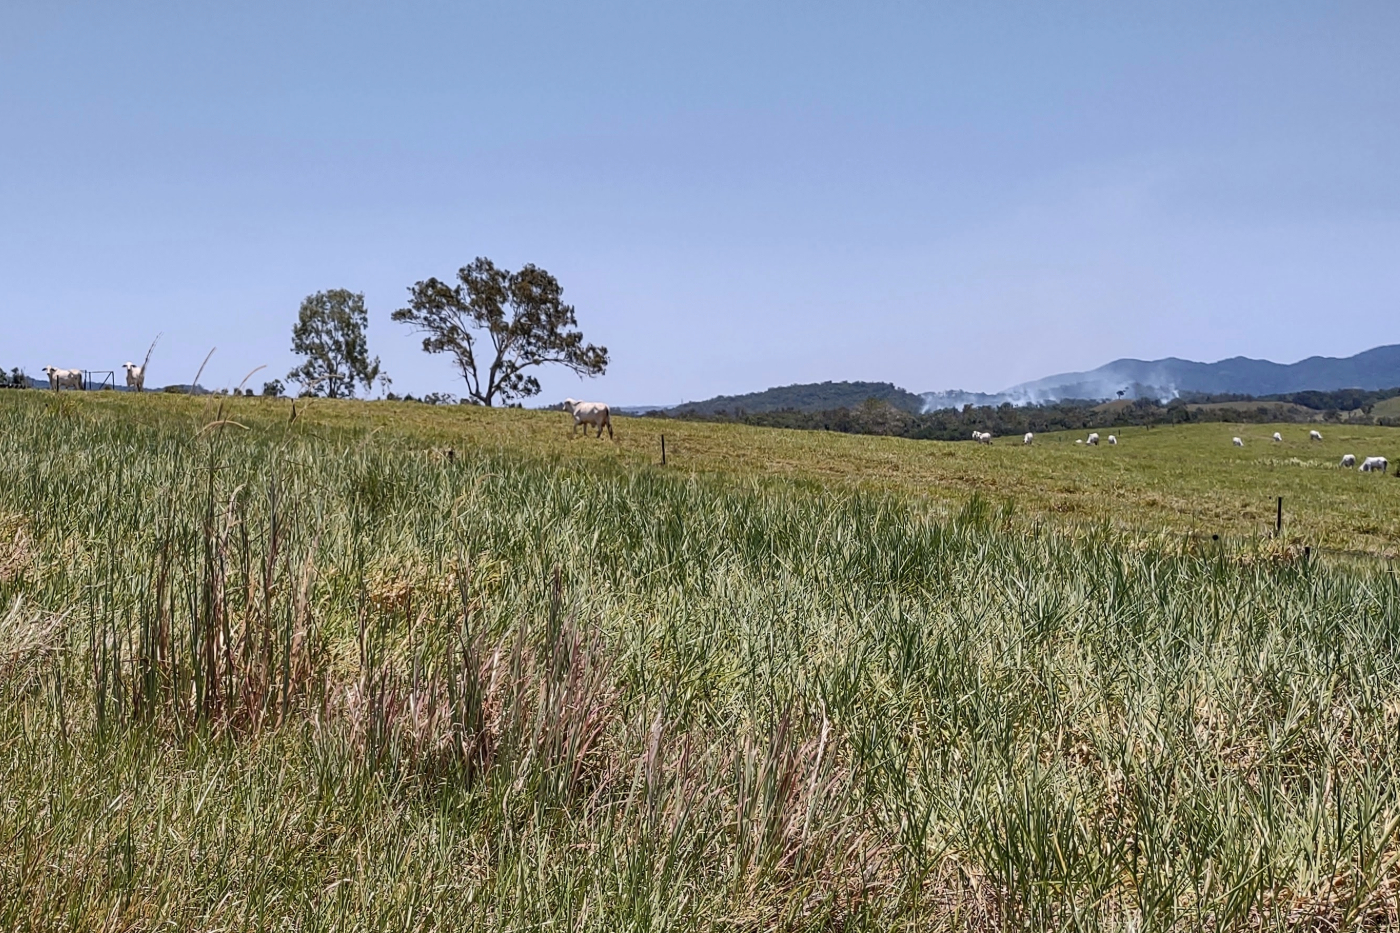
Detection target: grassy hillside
<box><xmin>1184</xmin><ymin>400</ymin><xmax>1321</xmax><ymax>419</ymax></box>
<box><xmin>1369</xmin><ymin>395</ymin><xmax>1400</xmax><ymax>421</ymax></box>
<box><xmin>3</xmin><ymin>393</ymin><xmax>1400</xmax><ymax>929</ymax></box>
<box><xmin>17</xmin><ymin>391</ymin><xmax>1397</xmax><ymax>555</ymax></box>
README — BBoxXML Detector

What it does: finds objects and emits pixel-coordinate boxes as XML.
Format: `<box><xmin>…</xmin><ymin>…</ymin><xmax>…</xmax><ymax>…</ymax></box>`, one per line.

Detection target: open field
<box><xmin>1369</xmin><ymin>396</ymin><xmax>1400</xmax><ymax>421</ymax></box>
<box><xmin>24</xmin><ymin>391</ymin><xmax>1400</xmax><ymax>556</ymax></box>
<box><xmin>3</xmin><ymin>392</ymin><xmax>1400</xmax><ymax>929</ymax></box>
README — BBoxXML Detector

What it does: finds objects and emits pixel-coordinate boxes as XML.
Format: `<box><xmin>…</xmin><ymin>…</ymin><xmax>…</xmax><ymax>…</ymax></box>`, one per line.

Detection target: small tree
<box><xmin>392</xmin><ymin>258</ymin><xmax>607</xmax><ymax>407</ymax></box>
<box><xmin>287</xmin><ymin>290</ymin><xmax>383</xmax><ymax>398</ymax></box>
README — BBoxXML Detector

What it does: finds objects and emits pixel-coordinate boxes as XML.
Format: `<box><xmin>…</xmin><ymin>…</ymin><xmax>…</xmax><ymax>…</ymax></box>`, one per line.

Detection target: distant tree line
<box><xmin>672</xmin><ymin>381</ymin><xmax>926</xmax><ymax>416</ymax></box>
<box><xmin>1176</xmin><ymin>387</ymin><xmax>1400</xmax><ymax>413</ymax></box>
<box><xmin>650</xmin><ymin>387</ymin><xmax>1400</xmax><ymax>441</ymax></box>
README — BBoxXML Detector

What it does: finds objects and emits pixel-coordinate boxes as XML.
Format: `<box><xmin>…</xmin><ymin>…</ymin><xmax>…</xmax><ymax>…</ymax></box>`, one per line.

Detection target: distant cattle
<box><xmin>1272</xmin><ymin>432</ymin><xmax>1283</xmax><ymax>442</ymax></box>
<box><xmin>1360</xmin><ymin>456</ymin><xmax>1388</xmax><ymax>474</ymax></box>
<box><xmin>1341</xmin><ymin>454</ymin><xmax>1356</xmax><ymax>468</ymax></box>
<box><xmin>42</xmin><ymin>366</ymin><xmax>82</xmax><ymax>391</ymax></box>
<box><xmin>1087</xmin><ymin>433</ymin><xmax>1100</xmax><ymax>446</ymax></box>
<box><xmin>973</xmin><ymin>431</ymin><xmax>993</xmax><ymax>445</ymax></box>
<box><xmin>1023</xmin><ymin>432</ymin><xmax>1034</xmax><ymax>445</ymax></box>
<box><xmin>122</xmin><ymin>362</ymin><xmax>146</xmax><ymax>392</ymax></box>
<box><xmin>1107</xmin><ymin>435</ymin><xmax>1117</xmax><ymax>445</ymax></box>
<box><xmin>1233</xmin><ymin>437</ymin><xmax>1244</xmax><ymax>447</ymax></box>
<box><xmin>1310</xmin><ymin>430</ymin><xmax>1323</xmax><ymax>441</ymax></box>
<box><xmin>563</xmin><ymin>399</ymin><xmax>613</xmax><ymax>439</ymax></box>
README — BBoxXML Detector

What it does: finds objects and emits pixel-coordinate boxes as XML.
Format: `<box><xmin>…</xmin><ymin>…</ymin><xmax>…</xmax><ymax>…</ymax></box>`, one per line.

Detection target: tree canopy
<box><xmin>392</xmin><ymin>258</ymin><xmax>607</xmax><ymax>407</ymax></box>
<box><xmin>287</xmin><ymin>289</ymin><xmax>383</xmax><ymax>398</ymax></box>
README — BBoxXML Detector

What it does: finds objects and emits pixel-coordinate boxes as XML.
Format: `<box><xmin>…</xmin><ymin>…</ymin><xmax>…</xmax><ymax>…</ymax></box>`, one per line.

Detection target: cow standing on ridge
<box><xmin>563</xmin><ymin>399</ymin><xmax>613</xmax><ymax>439</ymax></box>
<box><xmin>122</xmin><ymin>362</ymin><xmax>146</xmax><ymax>392</ymax></box>
<box><xmin>42</xmin><ymin>366</ymin><xmax>83</xmax><ymax>391</ymax></box>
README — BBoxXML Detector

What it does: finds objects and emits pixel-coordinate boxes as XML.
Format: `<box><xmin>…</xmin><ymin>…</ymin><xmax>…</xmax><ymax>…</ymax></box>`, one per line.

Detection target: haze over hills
<box><xmin>655</xmin><ymin>345</ymin><xmax>1400</xmax><ymax>415</ymax></box>
<box><xmin>987</xmin><ymin>345</ymin><xmax>1400</xmax><ymax>406</ymax></box>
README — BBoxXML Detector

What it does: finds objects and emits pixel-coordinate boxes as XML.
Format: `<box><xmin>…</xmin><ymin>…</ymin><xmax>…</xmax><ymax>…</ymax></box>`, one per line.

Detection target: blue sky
<box><xmin>2</xmin><ymin>2</ymin><xmax>1397</xmax><ymax>403</ymax></box>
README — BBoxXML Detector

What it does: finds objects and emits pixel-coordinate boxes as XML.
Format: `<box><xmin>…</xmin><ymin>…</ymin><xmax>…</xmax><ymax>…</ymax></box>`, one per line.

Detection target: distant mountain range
<box><xmin>659</xmin><ymin>345</ymin><xmax>1400</xmax><ymax>415</ymax></box>
<box><xmin>983</xmin><ymin>345</ymin><xmax>1400</xmax><ymax>406</ymax></box>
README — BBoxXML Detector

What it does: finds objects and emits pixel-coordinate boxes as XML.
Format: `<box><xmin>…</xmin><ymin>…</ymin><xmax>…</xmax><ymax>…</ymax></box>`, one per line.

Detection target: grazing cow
<box><xmin>1310</xmin><ymin>430</ymin><xmax>1323</xmax><ymax>441</ymax></box>
<box><xmin>1272</xmin><ymin>432</ymin><xmax>1283</xmax><ymax>442</ymax></box>
<box><xmin>973</xmin><ymin>431</ymin><xmax>993</xmax><ymax>445</ymax></box>
<box><xmin>1107</xmin><ymin>435</ymin><xmax>1117</xmax><ymax>445</ymax></box>
<box><xmin>1360</xmin><ymin>456</ymin><xmax>1388</xmax><ymax>473</ymax></box>
<box><xmin>1023</xmin><ymin>432</ymin><xmax>1034</xmax><ymax>445</ymax></box>
<box><xmin>1087</xmin><ymin>433</ymin><xmax>1099</xmax><ymax>446</ymax></box>
<box><xmin>1341</xmin><ymin>454</ymin><xmax>1357</xmax><ymax>468</ymax></box>
<box><xmin>122</xmin><ymin>362</ymin><xmax>146</xmax><ymax>392</ymax></box>
<box><xmin>562</xmin><ymin>398</ymin><xmax>613</xmax><ymax>439</ymax></box>
<box><xmin>1233</xmin><ymin>437</ymin><xmax>1244</xmax><ymax>447</ymax></box>
<box><xmin>41</xmin><ymin>366</ymin><xmax>83</xmax><ymax>391</ymax></box>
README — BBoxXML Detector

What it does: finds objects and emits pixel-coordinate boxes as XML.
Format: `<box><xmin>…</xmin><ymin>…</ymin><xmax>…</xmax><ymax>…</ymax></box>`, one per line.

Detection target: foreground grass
<box><xmin>2</xmin><ymin>393</ymin><xmax>1400</xmax><ymax>929</ymax></box>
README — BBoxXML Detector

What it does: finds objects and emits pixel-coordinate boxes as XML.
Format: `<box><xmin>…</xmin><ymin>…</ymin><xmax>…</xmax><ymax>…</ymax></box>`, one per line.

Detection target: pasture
<box><xmin>2</xmin><ymin>392</ymin><xmax>1400</xmax><ymax>929</ymax></box>
<box><xmin>30</xmin><ymin>391</ymin><xmax>1400</xmax><ymax>555</ymax></box>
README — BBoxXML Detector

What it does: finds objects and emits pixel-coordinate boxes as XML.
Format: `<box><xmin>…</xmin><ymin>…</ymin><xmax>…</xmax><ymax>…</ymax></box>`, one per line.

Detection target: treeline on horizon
<box><xmin>650</xmin><ymin>386</ymin><xmax>1400</xmax><ymax>441</ymax></box>
<box><xmin>10</xmin><ymin>361</ymin><xmax>1400</xmax><ymax>438</ymax></box>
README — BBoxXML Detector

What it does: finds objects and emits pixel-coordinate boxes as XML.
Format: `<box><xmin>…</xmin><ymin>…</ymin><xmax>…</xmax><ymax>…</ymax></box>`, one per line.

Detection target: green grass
<box><xmin>1368</xmin><ymin>396</ymin><xmax>1400</xmax><ymax>421</ymax></box>
<box><xmin>24</xmin><ymin>391</ymin><xmax>1400</xmax><ymax>554</ymax></box>
<box><xmin>2</xmin><ymin>392</ymin><xmax>1400</xmax><ymax>930</ymax></box>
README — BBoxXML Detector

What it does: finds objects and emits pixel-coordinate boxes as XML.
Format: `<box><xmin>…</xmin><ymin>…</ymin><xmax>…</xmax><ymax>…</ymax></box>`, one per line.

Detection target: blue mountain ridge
<box><xmin>645</xmin><ymin>345</ymin><xmax>1400</xmax><ymax>415</ymax></box>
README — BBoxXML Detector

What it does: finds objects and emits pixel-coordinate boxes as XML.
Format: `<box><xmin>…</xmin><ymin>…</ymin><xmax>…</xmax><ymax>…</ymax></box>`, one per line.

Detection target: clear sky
<box><xmin>3</xmin><ymin>2</ymin><xmax>1398</xmax><ymax>403</ymax></box>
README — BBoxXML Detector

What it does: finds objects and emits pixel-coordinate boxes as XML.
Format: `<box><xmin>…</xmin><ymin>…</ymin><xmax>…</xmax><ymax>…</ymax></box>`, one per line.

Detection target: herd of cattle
<box><xmin>39</xmin><ymin>363</ymin><xmax>147</xmax><ymax>392</ymax></box>
<box><xmin>1245</xmin><ymin>429</ymin><xmax>1386</xmax><ymax>472</ymax></box>
<box><xmin>981</xmin><ymin>426</ymin><xmax>1390</xmax><ymax>474</ymax></box>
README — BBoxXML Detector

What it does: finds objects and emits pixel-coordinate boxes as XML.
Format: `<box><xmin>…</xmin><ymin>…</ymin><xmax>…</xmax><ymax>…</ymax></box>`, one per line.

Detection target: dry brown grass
<box><xmin>0</xmin><ymin>596</ymin><xmax>65</xmax><ymax>688</ymax></box>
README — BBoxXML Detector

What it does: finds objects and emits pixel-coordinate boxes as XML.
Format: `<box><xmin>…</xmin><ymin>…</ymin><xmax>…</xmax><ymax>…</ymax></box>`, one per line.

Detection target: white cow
<box><xmin>1023</xmin><ymin>432</ymin><xmax>1034</xmax><ymax>445</ymax></box>
<box><xmin>1310</xmin><ymin>430</ymin><xmax>1323</xmax><ymax>441</ymax></box>
<box><xmin>1107</xmin><ymin>435</ymin><xmax>1117</xmax><ymax>445</ymax></box>
<box><xmin>1233</xmin><ymin>437</ymin><xmax>1244</xmax><ymax>447</ymax></box>
<box><xmin>1360</xmin><ymin>456</ymin><xmax>1388</xmax><ymax>474</ymax></box>
<box><xmin>973</xmin><ymin>431</ymin><xmax>992</xmax><ymax>445</ymax></box>
<box><xmin>122</xmin><ymin>362</ymin><xmax>146</xmax><ymax>392</ymax></box>
<box><xmin>562</xmin><ymin>398</ymin><xmax>613</xmax><ymax>439</ymax></box>
<box><xmin>41</xmin><ymin>366</ymin><xmax>83</xmax><ymax>391</ymax></box>
<box><xmin>1087</xmin><ymin>433</ymin><xmax>1099</xmax><ymax>446</ymax></box>
<box><xmin>1272</xmin><ymin>432</ymin><xmax>1283</xmax><ymax>442</ymax></box>
<box><xmin>1341</xmin><ymin>454</ymin><xmax>1356</xmax><ymax>468</ymax></box>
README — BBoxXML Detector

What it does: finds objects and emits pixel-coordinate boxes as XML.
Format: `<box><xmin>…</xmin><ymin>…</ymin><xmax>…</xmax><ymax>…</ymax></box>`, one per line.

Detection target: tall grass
<box><xmin>2</xmin><ymin>393</ymin><xmax>1399</xmax><ymax>930</ymax></box>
